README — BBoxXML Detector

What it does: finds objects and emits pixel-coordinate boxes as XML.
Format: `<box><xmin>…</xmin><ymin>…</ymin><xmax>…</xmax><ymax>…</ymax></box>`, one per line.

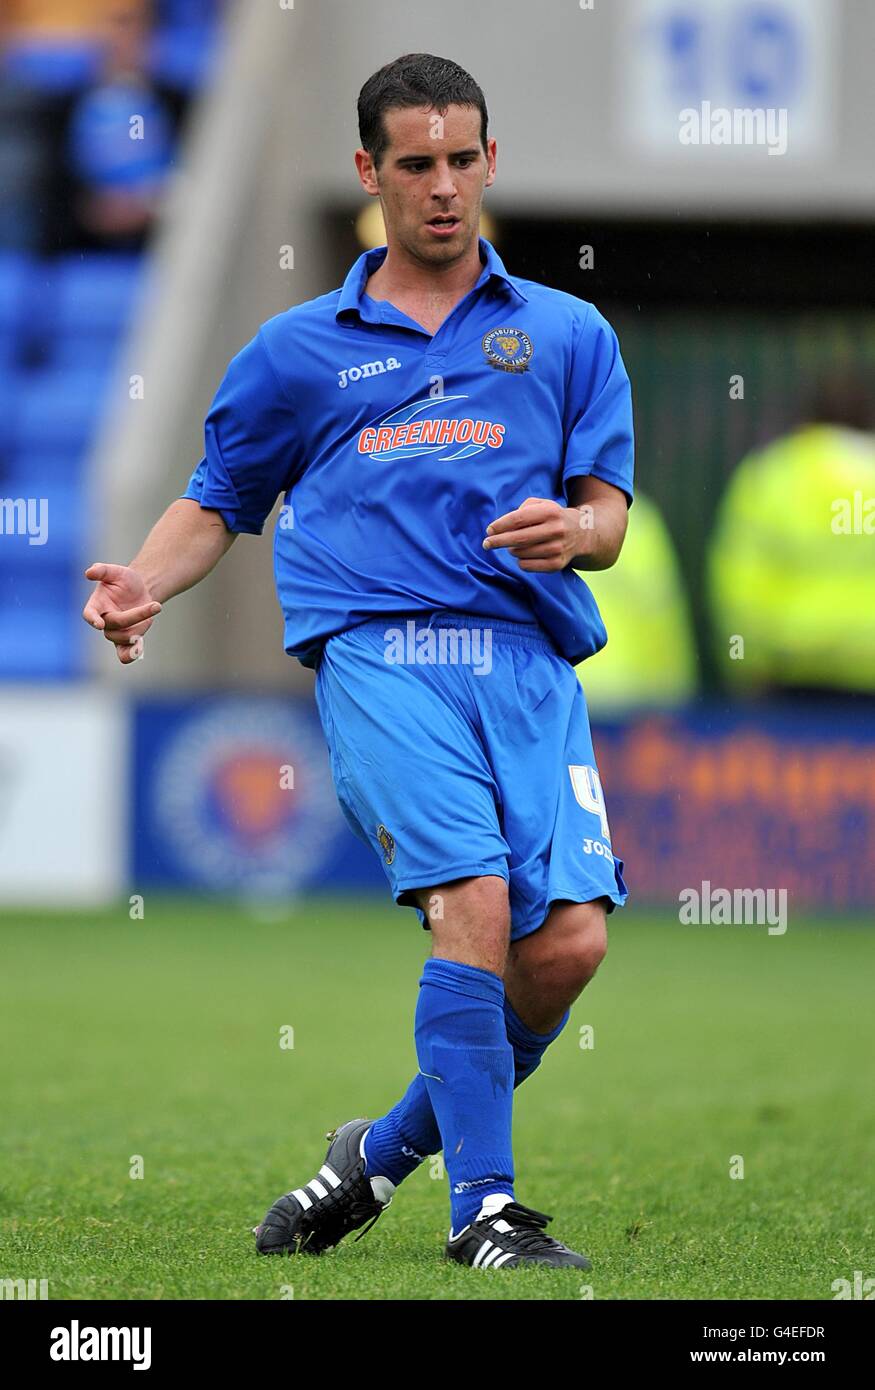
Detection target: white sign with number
<box><xmin>619</xmin><ymin>0</ymin><xmax>836</xmax><ymax>158</ymax></box>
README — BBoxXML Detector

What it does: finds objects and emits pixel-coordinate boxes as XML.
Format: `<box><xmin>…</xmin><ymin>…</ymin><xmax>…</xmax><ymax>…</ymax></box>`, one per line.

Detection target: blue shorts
<box><xmin>314</xmin><ymin>611</ymin><xmax>627</xmax><ymax>942</ymax></box>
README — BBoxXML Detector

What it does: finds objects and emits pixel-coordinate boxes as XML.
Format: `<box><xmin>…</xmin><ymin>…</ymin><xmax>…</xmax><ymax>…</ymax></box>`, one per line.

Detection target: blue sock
<box><xmin>504</xmin><ymin>998</ymin><xmax>571</xmax><ymax>1085</ymax></box>
<box><xmin>364</xmin><ymin>996</ymin><xmax>570</xmax><ymax>1186</ymax></box>
<box><xmin>361</xmin><ymin>1074</ymin><xmax>437</xmax><ymax>1187</ymax></box>
<box><xmin>413</xmin><ymin>957</ymin><xmax>515</xmax><ymax>1233</ymax></box>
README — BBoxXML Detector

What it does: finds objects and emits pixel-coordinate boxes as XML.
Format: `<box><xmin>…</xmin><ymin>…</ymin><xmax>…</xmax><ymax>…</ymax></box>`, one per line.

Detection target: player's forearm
<box><xmin>565</xmin><ymin>476</ymin><xmax>629</xmax><ymax>570</ymax></box>
<box><xmin>128</xmin><ymin>499</ymin><xmax>237</xmax><ymax>603</ymax></box>
<box><xmin>565</xmin><ymin>502</ymin><xmax>627</xmax><ymax>570</ymax></box>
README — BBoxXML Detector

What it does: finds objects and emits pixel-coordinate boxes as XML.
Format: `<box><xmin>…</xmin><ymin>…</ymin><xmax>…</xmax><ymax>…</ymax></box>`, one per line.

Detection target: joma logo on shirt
<box><xmin>338</xmin><ymin>356</ymin><xmax>402</xmax><ymax>389</ymax></box>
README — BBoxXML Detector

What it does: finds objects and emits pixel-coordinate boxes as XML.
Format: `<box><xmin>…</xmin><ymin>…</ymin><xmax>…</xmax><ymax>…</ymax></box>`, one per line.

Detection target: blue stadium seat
<box><xmin>0</xmin><ymin>251</ymin><xmax>33</xmax><ymax>337</ymax></box>
<box><xmin>0</xmin><ymin>250</ymin><xmax>149</xmax><ymax>679</ymax></box>
<box><xmin>11</xmin><ymin>254</ymin><xmax>144</xmax><ymax>370</ymax></box>
<box><xmin>157</xmin><ymin>0</ymin><xmax>221</xmax><ymax>23</ymax></box>
<box><xmin>149</xmin><ymin>23</ymin><xmax>222</xmax><ymax>89</ymax></box>
<box><xmin>0</xmin><ymin>589</ymin><xmax>85</xmax><ymax>678</ymax></box>
<box><xmin>6</xmin><ymin>451</ymin><xmax>84</xmax><ymax>488</ymax></box>
<box><xmin>51</xmin><ymin>333</ymin><xmax>126</xmax><ymax>371</ymax></box>
<box><xmin>0</xmin><ymin>377</ymin><xmax>17</xmax><ymax>458</ymax></box>
<box><xmin>0</xmin><ymin>40</ymin><xmax>100</xmax><ymax>93</ymax></box>
<box><xmin>14</xmin><ymin>366</ymin><xmax>114</xmax><ymax>457</ymax></box>
<box><xmin>0</xmin><ymin>330</ymin><xmax>15</xmax><ymax>373</ymax></box>
<box><xmin>51</xmin><ymin>253</ymin><xmax>145</xmax><ymax>336</ymax></box>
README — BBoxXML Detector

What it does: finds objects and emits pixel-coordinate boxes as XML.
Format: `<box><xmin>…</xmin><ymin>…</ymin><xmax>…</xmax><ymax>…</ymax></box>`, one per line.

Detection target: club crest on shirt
<box><xmin>377</xmin><ymin>823</ymin><xmax>396</xmax><ymax>865</ymax></box>
<box><xmin>481</xmin><ymin>326</ymin><xmax>533</xmax><ymax>373</ymax></box>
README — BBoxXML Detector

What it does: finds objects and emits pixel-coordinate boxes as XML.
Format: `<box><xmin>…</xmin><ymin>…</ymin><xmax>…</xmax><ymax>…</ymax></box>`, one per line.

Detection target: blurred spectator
<box><xmin>0</xmin><ymin>72</ymin><xmax>55</xmax><ymax>250</ymax></box>
<box><xmin>574</xmin><ymin>490</ymin><xmax>698</xmax><ymax>713</ymax></box>
<box><xmin>55</xmin><ymin>1</ymin><xmax>186</xmax><ymax>249</ymax></box>
<box><xmin>0</xmin><ymin>4</ymin><xmax>74</xmax><ymax>250</ymax></box>
<box><xmin>0</xmin><ymin>0</ymin><xmax>192</xmax><ymax>252</ymax></box>
<box><xmin>708</xmin><ymin>373</ymin><xmax>875</xmax><ymax>696</ymax></box>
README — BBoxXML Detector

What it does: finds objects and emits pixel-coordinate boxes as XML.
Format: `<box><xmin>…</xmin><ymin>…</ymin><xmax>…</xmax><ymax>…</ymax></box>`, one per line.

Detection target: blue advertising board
<box><xmin>593</xmin><ymin>704</ymin><xmax>875</xmax><ymax>914</ymax></box>
<box><xmin>132</xmin><ymin>695</ymin><xmax>385</xmax><ymax>897</ymax></box>
<box><xmin>132</xmin><ymin>695</ymin><xmax>874</xmax><ymax>913</ymax></box>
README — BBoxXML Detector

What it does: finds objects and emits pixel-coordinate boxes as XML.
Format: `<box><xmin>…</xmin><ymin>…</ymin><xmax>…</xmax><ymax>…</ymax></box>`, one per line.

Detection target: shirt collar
<box><xmin>335</xmin><ymin>236</ymin><xmax>526</xmax><ymax>322</ymax></box>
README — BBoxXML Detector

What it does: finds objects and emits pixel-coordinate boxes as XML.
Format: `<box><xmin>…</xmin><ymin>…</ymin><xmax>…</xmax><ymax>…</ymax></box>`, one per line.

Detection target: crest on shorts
<box><xmin>482</xmin><ymin>326</ymin><xmax>533</xmax><ymax>373</ymax></box>
<box><xmin>377</xmin><ymin>823</ymin><xmax>395</xmax><ymax>865</ymax></box>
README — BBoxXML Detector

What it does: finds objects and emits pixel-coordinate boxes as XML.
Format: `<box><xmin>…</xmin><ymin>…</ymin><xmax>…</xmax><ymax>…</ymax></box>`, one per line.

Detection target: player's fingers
<box><xmin>103</xmin><ymin>618</ymin><xmax>153</xmax><ymax>646</ymax></box>
<box><xmin>516</xmin><ymin>556</ymin><xmax>566</xmax><ymax>572</ymax></box>
<box><xmin>116</xmin><ymin>637</ymin><xmax>144</xmax><ymax>665</ymax></box>
<box><xmin>103</xmin><ymin>601</ymin><xmax>161</xmax><ymax>630</ymax></box>
<box><xmin>84</xmin><ymin>562</ymin><xmax>129</xmax><ymax>584</ymax></box>
<box><xmin>82</xmin><ymin>596</ymin><xmax>106</xmax><ymax>630</ymax></box>
<box><xmin>102</xmin><ymin>611</ymin><xmax>153</xmax><ymax>636</ymax></box>
<box><xmin>485</xmin><ymin>499</ymin><xmax>556</xmax><ymax>536</ymax></box>
<box><xmin>508</xmin><ymin>541</ymin><xmax>565</xmax><ymax>559</ymax></box>
<box><xmin>484</xmin><ymin>521</ymin><xmax>561</xmax><ymax>550</ymax></box>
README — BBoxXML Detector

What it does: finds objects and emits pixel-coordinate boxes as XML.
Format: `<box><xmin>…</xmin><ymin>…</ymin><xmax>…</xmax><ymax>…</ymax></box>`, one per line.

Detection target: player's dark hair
<box><xmin>357</xmin><ymin>53</ymin><xmax>488</xmax><ymax>170</ymax></box>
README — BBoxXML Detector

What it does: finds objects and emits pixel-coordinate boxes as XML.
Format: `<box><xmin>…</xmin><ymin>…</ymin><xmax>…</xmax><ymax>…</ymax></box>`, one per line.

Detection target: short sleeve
<box><xmin>562</xmin><ymin>304</ymin><xmax>634</xmax><ymax>506</ymax></box>
<box><xmin>181</xmin><ymin>329</ymin><xmax>304</xmax><ymax>534</ymax></box>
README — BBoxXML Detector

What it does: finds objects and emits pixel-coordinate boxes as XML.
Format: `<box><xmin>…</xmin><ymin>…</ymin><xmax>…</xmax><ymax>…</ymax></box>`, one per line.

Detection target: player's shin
<box><xmin>363</xmin><ymin>996</ymin><xmax>570</xmax><ymax>1185</ymax></box>
<box><xmin>414</xmin><ymin>957</ymin><xmax>515</xmax><ymax>1233</ymax></box>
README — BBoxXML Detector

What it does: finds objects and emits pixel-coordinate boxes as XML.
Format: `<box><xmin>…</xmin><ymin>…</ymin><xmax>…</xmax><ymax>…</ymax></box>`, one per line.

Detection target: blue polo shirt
<box><xmin>183</xmin><ymin>237</ymin><xmax>634</xmax><ymax>669</ymax></box>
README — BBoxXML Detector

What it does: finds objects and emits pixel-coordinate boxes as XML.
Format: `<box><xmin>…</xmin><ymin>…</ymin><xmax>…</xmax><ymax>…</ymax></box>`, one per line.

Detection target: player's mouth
<box><xmin>425</xmin><ymin>214</ymin><xmax>461</xmax><ymax>237</ymax></box>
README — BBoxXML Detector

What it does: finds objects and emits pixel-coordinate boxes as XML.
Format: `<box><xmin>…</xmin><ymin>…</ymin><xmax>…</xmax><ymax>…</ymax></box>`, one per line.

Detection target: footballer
<box><xmin>83</xmin><ymin>53</ymin><xmax>634</xmax><ymax>1271</ymax></box>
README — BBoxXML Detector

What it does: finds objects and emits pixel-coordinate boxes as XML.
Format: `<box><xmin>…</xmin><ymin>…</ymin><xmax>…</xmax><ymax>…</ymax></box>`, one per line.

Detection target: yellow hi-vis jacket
<box><xmin>573</xmin><ymin>490</ymin><xmax>697</xmax><ymax>713</ymax></box>
<box><xmin>708</xmin><ymin>424</ymin><xmax>875</xmax><ymax>692</ymax></box>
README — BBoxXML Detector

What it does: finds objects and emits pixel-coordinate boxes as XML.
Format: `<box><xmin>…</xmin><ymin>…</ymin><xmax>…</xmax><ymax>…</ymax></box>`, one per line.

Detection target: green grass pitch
<box><xmin>0</xmin><ymin>897</ymin><xmax>872</xmax><ymax>1301</ymax></box>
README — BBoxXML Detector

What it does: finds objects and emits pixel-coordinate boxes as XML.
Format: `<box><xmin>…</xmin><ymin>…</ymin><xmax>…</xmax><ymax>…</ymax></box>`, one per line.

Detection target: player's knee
<box><xmin>419</xmin><ymin>874</ymin><xmax>510</xmax><ymax>974</ymax></box>
<box><xmin>557</xmin><ymin>902</ymin><xmax>608</xmax><ymax>993</ymax></box>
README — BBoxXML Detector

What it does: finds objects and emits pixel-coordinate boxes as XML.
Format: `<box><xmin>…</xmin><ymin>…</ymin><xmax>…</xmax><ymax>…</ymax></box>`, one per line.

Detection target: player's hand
<box><xmin>82</xmin><ymin>562</ymin><xmax>162</xmax><ymax>665</ymax></box>
<box><xmin>482</xmin><ymin>497</ymin><xmax>592</xmax><ymax>572</ymax></box>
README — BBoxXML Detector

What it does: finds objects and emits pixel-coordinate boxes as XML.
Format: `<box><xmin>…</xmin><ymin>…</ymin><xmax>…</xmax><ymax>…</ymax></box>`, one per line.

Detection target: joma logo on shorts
<box><xmin>337</xmin><ymin>356</ymin><xmax>402</xmax><ymax>389</ymax></box>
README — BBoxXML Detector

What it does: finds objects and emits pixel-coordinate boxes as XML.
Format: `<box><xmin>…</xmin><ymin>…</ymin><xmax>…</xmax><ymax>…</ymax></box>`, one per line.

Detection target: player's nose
<box><xmin>430</xmin><ymin>163</ymin><xmax>458</xmax><ymax>201</ymax></box>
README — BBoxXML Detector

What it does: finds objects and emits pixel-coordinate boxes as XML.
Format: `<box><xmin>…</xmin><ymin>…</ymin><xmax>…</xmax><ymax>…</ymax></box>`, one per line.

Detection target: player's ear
<box><xmin>484</xmin><ymin>137</ymin><xmax>497</xmax><ymax>186</ymax></box>
<box><xmin>354</xmin><ymin>147</ymin><xmax>380</xmax><ymax>197</ymax></box>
